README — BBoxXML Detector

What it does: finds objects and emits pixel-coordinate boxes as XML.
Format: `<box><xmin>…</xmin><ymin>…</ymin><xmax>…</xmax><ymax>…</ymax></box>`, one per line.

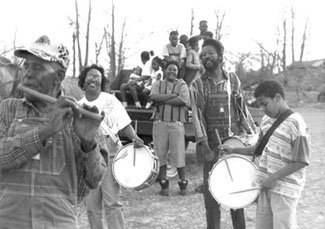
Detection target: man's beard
<box><xmin>203</xmin><ymin>58</ymin><xmax>220</xmax><ymax>71</ymax></box>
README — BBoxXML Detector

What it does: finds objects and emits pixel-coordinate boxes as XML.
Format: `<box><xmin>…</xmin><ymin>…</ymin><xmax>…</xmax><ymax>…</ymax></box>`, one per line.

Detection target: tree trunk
<box><xmin>95</xmin><ymin>30</ymin><xmax>106</xmax><ymax>65</ymax></box>
<box><xmin>215</xmin><ymin>10</ymin><xmax>226</xmax><ymax>41</ymax></box>
<box><xmin>110</xmin><ymin>1</ymin><xmax>116</xmax><ymax>78</ymax></box>
<box><xmin>282</xmin><ymin>19</ymin><xmax>287</xmax><ymax>70</ymax></box>
<box><xmin>300</xmin><ymin>18</ymin><xmax>309</xmax><ymax>62</ymax></box>
<box><xmin>190</xmin><ymin>8</ymin><xmax>194</xmax><ymax>36</ymax></box>
<box><xmin>75</xmin><ymin>0</ymin><xmax>83</xmax><ymax>73</ymax></box>
<box><xmin>291</xmin><ymin>6</ymin><xmax>295</xmax><ymax>63</ymax></box>
<box><xmin>84</xmin><ymin>0</ymin><xmax>92</xmax><ymax>67</ymax></box>
<box><xmin>117</xmin><ymin>19</ymin><xmax>126</xmax><ymax>73</ymax></box>
<box><xmin>72</xmin><ymin>32</ymin><xmax>76</xmax><ymax>77</ymax></box>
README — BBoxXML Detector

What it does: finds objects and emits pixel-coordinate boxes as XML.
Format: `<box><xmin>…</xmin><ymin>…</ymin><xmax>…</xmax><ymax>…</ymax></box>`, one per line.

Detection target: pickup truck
<box><xmin>109</xmin><ymin>70</ymin><xmax>263</xmax><ymax>145</ymax></box>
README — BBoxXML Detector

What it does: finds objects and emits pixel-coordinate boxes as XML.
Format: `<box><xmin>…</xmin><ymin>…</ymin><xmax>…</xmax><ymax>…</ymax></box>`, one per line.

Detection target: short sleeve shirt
<box><xmin>79</xmin><ymin>92</ymin><xmax>131</xmax><ymax>135</ymax></box>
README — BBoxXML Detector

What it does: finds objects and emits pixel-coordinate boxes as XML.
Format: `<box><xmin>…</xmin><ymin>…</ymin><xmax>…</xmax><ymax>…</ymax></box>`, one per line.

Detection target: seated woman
<box><xmin>143</xmin><ymin>56</ymin><xmax>163</xmax><ymax>109</ymax></box>
<box><xmin>120</xmin><ymin>66</ymin><xmax>143</xmax><ymax>108</ymax></box>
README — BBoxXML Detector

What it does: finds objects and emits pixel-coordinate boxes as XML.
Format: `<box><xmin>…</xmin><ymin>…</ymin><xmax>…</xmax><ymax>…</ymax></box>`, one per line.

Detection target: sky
<box><xmin>1</xmin><ymin>0</ymin><xmax>325</xmax><ymax>72</ymax></box>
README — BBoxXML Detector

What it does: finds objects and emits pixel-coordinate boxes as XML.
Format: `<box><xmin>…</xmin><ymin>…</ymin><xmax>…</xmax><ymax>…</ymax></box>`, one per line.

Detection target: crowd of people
<box><xmin>0</xmin><ymin>18</ymin><xmax>310</xmax><ymax>229</ymax></box>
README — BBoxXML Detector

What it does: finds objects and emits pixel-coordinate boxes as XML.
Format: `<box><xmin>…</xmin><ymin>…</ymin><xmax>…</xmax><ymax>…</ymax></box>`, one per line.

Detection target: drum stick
<box><xmin>17</xmin><ymin>85</ymin><xmax>103</xmax><ymax>121</ymax></box>
<box><xmin>215</xmin><ymin>129</ymin><xmax>233</xmax><ymax>182</ymax></box>
<box><xmin>229</xmin><ymin>187</ymin><xmax>261</xmax><ymax>194</ymax></box>
<box><xmin>133</xmin><ymin>146</ymin><xmax>136</xmax><ymax>166</ymax></box>
<box><xmin>110</xmin><ymin>151</ymin><xmax>128</xmax><ymax>164</ymax></box>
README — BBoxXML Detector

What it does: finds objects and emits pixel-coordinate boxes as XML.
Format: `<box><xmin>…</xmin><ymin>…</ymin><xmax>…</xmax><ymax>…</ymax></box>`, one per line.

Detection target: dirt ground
<box><xmin>78</xmin><ymin>103</ymin><xmax>325</xmax><ymax>229</ymax></box>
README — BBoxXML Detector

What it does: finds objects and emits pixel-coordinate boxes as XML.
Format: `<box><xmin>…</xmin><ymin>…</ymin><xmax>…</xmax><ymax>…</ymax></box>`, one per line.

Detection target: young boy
<box><xmin>222</xmin><ymin>80</ymin><xmax>310</xmax><ymax>229</ymax></box>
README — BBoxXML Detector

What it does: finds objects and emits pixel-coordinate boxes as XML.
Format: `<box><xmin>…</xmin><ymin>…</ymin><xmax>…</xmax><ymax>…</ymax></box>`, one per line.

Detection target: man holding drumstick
<box><xmin>190</xmin><ymin>38</ymin><xmax>256</xmax><ymax>229</ymax></box>
<box><xmin>0</xmin><ymin>36</ymin><xmax>107</xmax><ymax>228</ymax></box>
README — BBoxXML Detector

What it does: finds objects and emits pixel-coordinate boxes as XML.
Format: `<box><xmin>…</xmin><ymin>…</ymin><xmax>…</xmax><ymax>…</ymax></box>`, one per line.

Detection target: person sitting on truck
<box><xmin>143</xmin><ymin>56</ymin><xmax>163</xmax><ymax>109</ymax></box>
<box><xmin>120</xmin><ymin>66</ymin><xmax>143</xmax><ymax>109</ymax></box>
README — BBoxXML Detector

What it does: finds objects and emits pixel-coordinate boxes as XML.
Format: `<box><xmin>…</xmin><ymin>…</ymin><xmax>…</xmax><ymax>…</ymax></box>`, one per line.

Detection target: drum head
<box><xmin>112</xmin><ymin>144</ymin><xmax>155</xmax><ymax>189</ymax></box>
<box><xmin>222</xmin><ymin>137</ymin><xmax>246</xmax><ymax>148</ymax></box>
<box><xmin>209</xmin><ymin>155</ymin><xmax>259</xmax><ymax>209</ymax></box>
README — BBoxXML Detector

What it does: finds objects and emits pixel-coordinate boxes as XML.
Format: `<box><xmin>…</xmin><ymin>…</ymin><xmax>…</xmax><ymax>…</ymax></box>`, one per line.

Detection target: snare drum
<box><xmin>112</xmin><ymin>144</ymin><xmax>159</xmax><ymax>190</ymax></box>
<box><xmin>208</xmin><ymin>155</ymin><xmax>259</xmax><ymax>209</ymax></box>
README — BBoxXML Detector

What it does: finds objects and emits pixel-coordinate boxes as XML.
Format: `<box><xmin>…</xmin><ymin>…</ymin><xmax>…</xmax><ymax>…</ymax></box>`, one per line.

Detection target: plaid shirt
<box><xmin>190</xmin><ymin>69</ymin><xmax>256</xmax><ymax>143</ymax></box>
<box><xmin>0</xmin><ymin>98</ymin><xmax>107</xmax><ymax>203</ymax></box>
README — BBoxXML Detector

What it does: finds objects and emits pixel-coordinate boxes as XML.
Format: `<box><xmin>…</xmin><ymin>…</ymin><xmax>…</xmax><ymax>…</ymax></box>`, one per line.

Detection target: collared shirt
<box><xmin>0</xmin><ymin>98</ymin><xmax>107</xmax><ymax>203</ymax></box>
<box><xmin>190</xmin><ymin>69</ymin><xmax>256</xmax><ymax>143</ymax></box>
<box><xmin>257</xmin><ymin>113</ymin><xmax>310</xmax><ymax>198</ymax></box>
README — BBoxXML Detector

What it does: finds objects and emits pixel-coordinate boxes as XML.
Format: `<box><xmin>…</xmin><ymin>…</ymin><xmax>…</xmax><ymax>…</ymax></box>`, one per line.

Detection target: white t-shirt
<box><xmin>79</xmin><ymin>92</ymin><xmax>131</xmax><ymax>136</ymax></box>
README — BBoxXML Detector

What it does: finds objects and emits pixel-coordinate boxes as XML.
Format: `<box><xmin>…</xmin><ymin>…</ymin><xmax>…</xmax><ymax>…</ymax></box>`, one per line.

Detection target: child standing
<box><xmin>184</xmin><ymin>36</ymin><xmax>201</xmax><ymax>85</ymax></box>
<box><xmin>120</xmin><ymin>66</ymin><xmax>143</xmax><ymax>108</ymax></box>
<box><xmin>222</xmin><ymin>80</ymin><xmax>310</xmax><ymax>229</ymax></box>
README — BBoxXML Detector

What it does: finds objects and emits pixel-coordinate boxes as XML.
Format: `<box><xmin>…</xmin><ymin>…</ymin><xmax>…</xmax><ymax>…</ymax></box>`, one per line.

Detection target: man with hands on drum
<box><xmin>78</xmin><ymin>64</ymin><xmax>144</xmax><ymax>229</ymax></box>
<box><xmin>190</xmin><ymin>38</ymin><xmax>256</xmax><ymax>229</ymax></box>
<box><xmin>0</xmin><ymin>36</ymin><xmax>107</xmax><ymax>228</ymax></box>
<box><xmin>221</xmin><ymin>80</ymin><xmax>310</xmax><ymax>229</ymax></box>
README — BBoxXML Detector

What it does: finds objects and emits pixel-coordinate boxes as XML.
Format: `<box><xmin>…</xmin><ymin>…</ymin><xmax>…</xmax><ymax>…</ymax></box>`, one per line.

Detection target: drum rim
<box><xmin>112</xmin><ymin>143</ymin><xmax>159</xmax><ymax>189</ymax></box>
<box><xmin>208</xmin><ymin>155</ymin><xmax>259</xmax><ymax>209</ymax></box>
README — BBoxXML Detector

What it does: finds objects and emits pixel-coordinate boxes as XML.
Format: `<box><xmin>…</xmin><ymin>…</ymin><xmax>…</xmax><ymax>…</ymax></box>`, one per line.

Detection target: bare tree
<box><xmin>215</xmin><ymin>10</ymin><xmax>226</xmax><ymax>41</ymax></box>
<box><xmin>291</xmin><ymin>6</ymin><xmax>295</xmax><ymax>63</ymax></box>
<box><xmin>95</xmin><ymin>29</ymin><xmax>106</xmax><ymax>65</ymax></box>
<box><xmin>109</xmin><ymin>1</ymin><xmax>116</xmax><ymax>78</ymax></box>
<box><xmin>84</xmin><ymin>0</ymin><xmax>92</xmax><ymax>67</ymax></box>
<box><xmin>255</xmin><ymin>41</ymin><xmax>280</xmax><ymax>76</ymax></box>
<box><xmin>299</xmin><ymin>18</ymin><xmax>309</xmax><ymax>62</ymax></box>
<box><xmin>74</xmin><ymin>0</ymin><xmax>83</xmax><ymax>72</ymax></box>
<box><xmin>117</xmin><ymin>19</ymin><xmax>126</xmax><ymax>73</ymax></box>
<box><xmin>67</xmin><ymin>16</ymin><xmax>77</xmax><ymax>77</ymax></box>
<box><xmin>190</xmin><ymin>8</ymin><xmax>194</xmax><ymax>36</ymax></box>
<box><xmin>72</xmin><ymin>32</ymin><xmax>76</xmax><ymax>77</ymax></box>
<box><xmin>282</xmin><ymin>18</ymin><xmax>287</xmax><ymax>70</ymax></box>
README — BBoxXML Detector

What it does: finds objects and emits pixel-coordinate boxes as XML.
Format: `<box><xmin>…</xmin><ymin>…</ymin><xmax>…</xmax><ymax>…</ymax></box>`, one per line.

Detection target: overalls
<box><xmin>0</xmin><ymin>106</ymin><xmax>79</xmax><ymax>229</ymax></box>
<box><xmin>202</xmin><ymin>78</ymin><xmax>246</xmax><ymax>229</ymax></box>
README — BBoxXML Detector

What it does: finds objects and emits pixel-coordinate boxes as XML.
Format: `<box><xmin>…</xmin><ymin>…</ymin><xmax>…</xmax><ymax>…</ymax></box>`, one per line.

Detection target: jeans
<box><xmin>203</xmin><ymin>160</ymin><xmax>246</xmax><ymax>229</ymax></box>
<box><xmin>85</xmin><ymin>159</ymin><xmax>124</xmax><ymax>229</ymax></box>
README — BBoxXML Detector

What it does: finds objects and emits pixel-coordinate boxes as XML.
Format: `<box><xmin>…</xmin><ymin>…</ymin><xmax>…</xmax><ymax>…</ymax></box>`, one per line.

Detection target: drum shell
<box><xmin>112</xmin><ymin>144</ymin><xmax>159</xmax><ymax>190</ymax></box>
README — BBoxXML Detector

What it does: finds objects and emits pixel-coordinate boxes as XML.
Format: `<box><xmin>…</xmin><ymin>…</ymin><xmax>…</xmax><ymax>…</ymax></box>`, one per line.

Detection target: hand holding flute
<box><xmin>18</xmin><ymin>85</ymin><xmax>104</xmax><ymax>151</ymax></box>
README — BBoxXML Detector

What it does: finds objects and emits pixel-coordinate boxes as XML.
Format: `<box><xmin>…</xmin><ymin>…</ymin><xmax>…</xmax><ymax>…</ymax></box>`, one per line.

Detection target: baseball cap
<box><xmin>14</xmin><ymin>35</ymin><xmax>70</xmax><ymax>70</ymax></box>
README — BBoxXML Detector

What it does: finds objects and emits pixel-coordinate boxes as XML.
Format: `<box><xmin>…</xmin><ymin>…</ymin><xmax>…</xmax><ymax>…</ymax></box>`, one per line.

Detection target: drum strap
<box><xmin>253</xmin><ymin>109</ymin><xmax>293</xmax><ymax>158</ymax></box>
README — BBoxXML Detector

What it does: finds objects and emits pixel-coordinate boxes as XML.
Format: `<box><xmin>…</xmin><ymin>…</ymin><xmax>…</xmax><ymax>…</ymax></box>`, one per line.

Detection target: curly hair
<box><xmin>78</xmin><ymin>64</ymin><xmax>107</xmax><ymax>92</ymax></box>
<box><xmin>202</xmin><ymin>38</ymin><xmax>224</xmax><ymax>62</ymax></box>
<box><xmin>254</xmin><ymin>80</ymin><xmax>285</xmax><ymax>99</ymax></box>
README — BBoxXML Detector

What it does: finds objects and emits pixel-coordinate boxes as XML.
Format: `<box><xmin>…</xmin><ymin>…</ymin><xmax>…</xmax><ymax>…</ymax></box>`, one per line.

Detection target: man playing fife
<box><xmin>0</xmin><ymin>35</ymin><xmax>107</xmax><ymax>229</ymax></box>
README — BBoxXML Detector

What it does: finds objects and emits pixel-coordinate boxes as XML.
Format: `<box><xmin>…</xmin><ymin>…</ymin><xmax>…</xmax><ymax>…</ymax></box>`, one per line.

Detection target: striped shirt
<box><xmin>150</xmin><ymin>79</ymin><xmax>190</xmax><ymax>122</ymax></box>
<box><xmin>257</xmin><ymin>113</ymin><xmax>310</xmax><ymax>198</ymax></box>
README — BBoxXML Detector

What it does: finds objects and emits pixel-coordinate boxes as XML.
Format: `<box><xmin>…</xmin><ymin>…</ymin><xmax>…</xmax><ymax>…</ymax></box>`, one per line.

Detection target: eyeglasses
<box><xmin>86</xmin><ymin>74</ymin><xmax>101</xmax><ymax>79</ymax></box>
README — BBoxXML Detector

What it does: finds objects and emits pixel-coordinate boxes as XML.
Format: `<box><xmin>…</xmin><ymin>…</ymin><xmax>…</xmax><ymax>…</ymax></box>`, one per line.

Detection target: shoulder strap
<box><xmin>254</xmin><ymin>109</ymin><xmax>294</xmax><ymax>157</ymax></box>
